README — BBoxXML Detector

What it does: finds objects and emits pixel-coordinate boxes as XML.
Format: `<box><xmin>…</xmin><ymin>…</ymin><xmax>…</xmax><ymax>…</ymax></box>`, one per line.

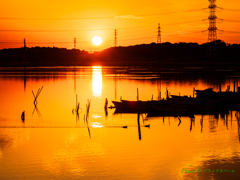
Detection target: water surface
<box><xmin>0</xmin><ymin>66</ymin><xmax>240</xmax><ymax>180</ymax></box>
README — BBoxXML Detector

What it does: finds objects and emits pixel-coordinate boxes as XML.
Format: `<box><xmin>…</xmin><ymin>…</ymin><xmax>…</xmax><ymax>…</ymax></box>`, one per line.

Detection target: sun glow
<box><xmin>92</xmin><ymin>36</ymin><xmax>102</xmax><ymax>46</ymax></box>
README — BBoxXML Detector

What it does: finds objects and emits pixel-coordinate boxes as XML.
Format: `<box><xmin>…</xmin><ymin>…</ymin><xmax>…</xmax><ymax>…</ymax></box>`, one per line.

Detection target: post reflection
<box><xmin>92</xmin><ymin>66</ymin><xmax>102</xmax><ymax>98</ymax></box>
<box><xmin>137</xmin><ymin>113</ymin><xmax>142</xmax><ymax>140</ymax></box>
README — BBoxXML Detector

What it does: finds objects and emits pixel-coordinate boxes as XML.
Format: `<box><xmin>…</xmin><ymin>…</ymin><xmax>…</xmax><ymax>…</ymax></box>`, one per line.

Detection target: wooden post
<box><xmin>76</xmin><ymin>95</ymin><xmax>78</xmax><ymax>113</ymax></box>
<box><xmin>237</xmin><ymin>80</ymin><xmax>239</xmax><ymax>92</ymax></box>
<box><xmin>190</xmin><ymin>118</ymin><xmax>193</xmax><ymax>132</ymax></box>
<box><xmin>21</xmin><ymin>111</ymin><xmax>25</xmax><ymax>123</ymax></box>
<box><xmin>234</xmin><ymin>81</ymin><xmax>236</xmax><ymax>92</ymax></box>
<box><xmin>137</xmin><ymin>88</ymin><xmax>139</xmax><ymax>101</ymax></box>
<box><xmin>190</xmin><ymin>95</ymin><xmax>192</xmax><ymax>110</ymax></box>
<box><xmin>105</xmin><ymin>98</ymin><xmax>108</xmax><ymax>116</ymax></box>
<box><xmin>137</xmin><ymin>113</ymin><xmax>141</xmax><ymax>140</ymax></box>
<box><xmin>104</xmin><ymin>98</ymin><xmax>108</xmax><ymax>109</ymax></box>
<box><xmin>178</xmin><ymin>117</ymin><xmax>181</xmax><ymax>126</ymax></box>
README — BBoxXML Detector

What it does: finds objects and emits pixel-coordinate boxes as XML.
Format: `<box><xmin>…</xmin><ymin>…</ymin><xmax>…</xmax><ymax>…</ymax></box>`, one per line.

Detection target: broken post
<box><xmin>137</xmin><ymin>88</ymin><xmax>139</xmax><ymax>101</ymax></box>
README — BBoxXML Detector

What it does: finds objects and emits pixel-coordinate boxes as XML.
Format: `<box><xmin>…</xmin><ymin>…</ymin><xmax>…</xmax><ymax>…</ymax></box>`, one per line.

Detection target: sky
<box><xmin>0</xmin><ymin>0</ymin><xmax>240</xmax><ymax>51</ymax></box>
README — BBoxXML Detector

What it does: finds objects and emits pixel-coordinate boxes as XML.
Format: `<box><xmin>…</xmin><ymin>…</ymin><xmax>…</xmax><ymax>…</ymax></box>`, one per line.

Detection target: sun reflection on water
<box><xmin>91</xmin><ymin>122</ymin><xmax>103</xmax><ymax>128</ymax></box>
<box><xmin>92</xmin><ymin>114</ymin><xmax>101</xmax><ymax>119</ymax></box>
<box><xmin>92</xmin><ymin>66</ymin><xmax>102</xmax><ymax>98</ymax></box>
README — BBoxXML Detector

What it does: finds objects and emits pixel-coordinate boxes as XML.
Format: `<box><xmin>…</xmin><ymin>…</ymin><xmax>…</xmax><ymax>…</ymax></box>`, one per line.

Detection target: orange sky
<box><xmin>0</xmin><ymin>0</ymin><xmax>240</xmax><ymax>51</ymax></box>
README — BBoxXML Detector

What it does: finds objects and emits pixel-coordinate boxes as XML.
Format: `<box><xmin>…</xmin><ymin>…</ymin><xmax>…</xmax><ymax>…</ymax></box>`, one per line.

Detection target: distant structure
<box><xmin>203</xmin><ymin>0</ymin><xmax>223</xmax><ymax>56</ymax></box>
<box><xmin>24</xmin><ymin>38</ymin><xmax>26</xmax><ymax>49</ymax></box>
<box><xmin>207</xmin><ymin>0</ymin><xmax>218</xmax><ymax>42</ymax></box>
<box><xmin>114</xmin><ymin>29</ymin><xmax>117</xmax><ymax>47</ymax></box>
<box><xmin>157</xmin><ymin>23</ymin><xmax>161</xmax><ymax>44</ymax></box>
<box><xmin>203</xmin><ymin>0</ymin><xmax>223</xmax><ymax>42</ymax></box>
<box><xmin>74</xmin><ymin>38</ymin><xmax>76</xmax><ymax>49</ymax></box>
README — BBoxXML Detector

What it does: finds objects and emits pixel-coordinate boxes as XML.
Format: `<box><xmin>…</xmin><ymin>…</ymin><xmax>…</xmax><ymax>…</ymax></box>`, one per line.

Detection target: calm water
<box><xmin>0</xmin><ymin>66</ymin><xmax>240</xmax><ymax>180</ymax></box>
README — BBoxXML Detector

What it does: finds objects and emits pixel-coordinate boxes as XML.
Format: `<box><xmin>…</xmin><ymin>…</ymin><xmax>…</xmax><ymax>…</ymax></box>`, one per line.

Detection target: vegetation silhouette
<box><xmin>0</xmin><ymin>40</ymin><xmax>239</xmax><ymax>67</ymax></box>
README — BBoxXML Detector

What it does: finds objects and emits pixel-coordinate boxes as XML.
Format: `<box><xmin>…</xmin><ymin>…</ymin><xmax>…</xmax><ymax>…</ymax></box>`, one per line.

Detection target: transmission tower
<box><xmin>74</xmin><ymin>37</ymin><xmax>76</xmax><ymax>49</ymax></box>
<box><xmin>157</xmin><ymin>23</ymin><xmax>161</xmax><ymax>44</ymax></box>
<box><xmin>203</xmin><ymin>0</ymin><xmax>223</xmax><ymax>42</ymax></box>
<box><xmin>114</xmin><ymin>29</ymin><xmax>117</xmax><ymax>47</ymax></box>
<box><xmin>208</xmin><ymin>0</ymin><xmax>218</xmax><ymax>42</ymax></box>
<box><xmin>24</xmin><ymin>38</ymin><xmax>26</xmax><ymax>49</ymax></box>
<box><xmin>202</xmin><ymin>0</ymin><xmax>223</xmax><ymax>56</ymax></box>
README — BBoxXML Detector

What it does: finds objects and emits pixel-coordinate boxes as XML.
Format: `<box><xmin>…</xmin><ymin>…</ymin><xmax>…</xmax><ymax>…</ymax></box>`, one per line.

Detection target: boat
<box><xmin>111</xmin><ymin>88</ymin><xmax>240</xmax><ymax>115</ymax></box>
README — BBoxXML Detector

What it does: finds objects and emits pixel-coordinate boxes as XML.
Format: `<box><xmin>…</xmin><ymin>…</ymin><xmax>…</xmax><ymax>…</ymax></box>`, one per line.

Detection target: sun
<box><xmin>92</xmin><ymin>36</ymin><xmax>102</xmax><ymax>46</ymax></box>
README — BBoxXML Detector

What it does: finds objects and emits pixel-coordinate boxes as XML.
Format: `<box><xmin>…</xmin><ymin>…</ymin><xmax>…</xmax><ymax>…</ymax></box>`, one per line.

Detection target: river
<box><xmin>0</xmin><ymin>66</ymin><xmax>239</xmax><ymax>180</ymax></box>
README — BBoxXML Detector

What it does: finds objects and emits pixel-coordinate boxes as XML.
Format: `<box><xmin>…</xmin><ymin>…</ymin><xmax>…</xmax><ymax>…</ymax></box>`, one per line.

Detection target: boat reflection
<box><xmin>114</xmin><ymin>109</ymin><xmax>240</xmax><ymax>143</ymax></box>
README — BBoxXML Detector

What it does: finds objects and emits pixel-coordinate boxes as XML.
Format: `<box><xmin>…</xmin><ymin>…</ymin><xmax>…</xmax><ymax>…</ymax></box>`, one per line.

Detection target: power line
<box><xmin>223</xmin><ymin>8</ymin><xmax>240</xmax><ymax>12</ymax></box>
<box><xmin>2</xmin><ymin>8</ymin><xmax>237</xmax><ymax>21</ymax></box>
<box><xmin>0</xmin><ymin>9</ymin><xmax>203</xmax><ymax>21</ymax></box>
<box><xmin>162</xmin><ymin>20</ymin><xmax>203</xmax><ymax>26</ymax></box>
<box><xmin>0</xmin><ymin>29</ymin><xmax>113</xmax><ymax>32</ymax></box>
<box><xmin>0</xmin><ymin>17</ymin><xmax>114</xmax><ymax>20</ymax></box>
<box><xmin>224</xmin><ymin>19</ymin><xmax>240</xmax><ymax>23</ymax></box>
<box><xmin>136</xmin><ymin>9</ymin><xmax>203</xmax><ymax>17</ymax></box>
<box><xmin>224</xmin><ymin>30</ymin><xmax>240</xmax><ymax>34</ymax></box>
<box><xmin>0</xmin><ymin>20</ymin><xmax>204</xmax><ymax>33</ymax></box>
<box><xmin>0</xmin><ymin>31</ymin><xmax>204</xmax><ymax>44</ymax></box>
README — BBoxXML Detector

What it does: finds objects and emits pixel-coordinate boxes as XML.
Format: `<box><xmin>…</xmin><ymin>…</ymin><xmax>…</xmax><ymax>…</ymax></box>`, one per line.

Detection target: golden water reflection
<box><xmin>91</xmin><ymin>122</ymin><xmax>104</xmax><ymax>128</ymax></box>
<box><xmin>1</xmin><ymin>67</ymin><xmax>240</xmax><ymax>179</ymax></box>
<box><xmin>92</xmin><ymin>66</ymin><xmax>102</xmax><ymax>98</ymax></box>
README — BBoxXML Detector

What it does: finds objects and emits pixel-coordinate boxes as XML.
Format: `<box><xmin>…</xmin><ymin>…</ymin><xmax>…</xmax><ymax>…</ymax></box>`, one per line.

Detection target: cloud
<box><xmin>114</xmin><ymin>15</ymin><xmax>145</xmax><ymax>19</ymax></box>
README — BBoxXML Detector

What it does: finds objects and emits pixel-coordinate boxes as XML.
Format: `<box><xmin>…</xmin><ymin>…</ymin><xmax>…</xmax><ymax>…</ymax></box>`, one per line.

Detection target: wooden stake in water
<box><xmin>237</xmin><ymin>80</ymin><xmax>238</xmax><ymax>92</ymax></box>
<box><xmin>76</xmin><ymin>95</ymin><xmax>77</xmax><ymax>108</ymax></box>
<box><xmin>178</xmin><ymin>116</ymin><xmax>181</xmax><ymax>126</ymax></box>
<box><xmin>201</xmin><ymin>115</ymin><xmax>203</xmax><ymax>133</ymax></box>
<box><xmin>21</xmin><ymin>111</ymin><xmax>25</xmax><ymax>123</ymax></box>
<box><xmin>137</xmin><ymin>88</ymin><xmax>139</xmax><ymax>101</ymax></box>
<box><xmin>32</xmin><ymin>86</ymin><xmax>43</xmax><ymax>117</ymax></box>
<box><xmin>137</xmin><ymin>113</ymin><xmax>142</xmax><ymax>140</ymax></box>
<box><xmin>234</xmin><ymin>81</ymin><xmax>236</xmax><ymax>92</ymax></box>
<box><xmin>32</xmin><ymin>86</ymin><xmax>44</xmax><ymax>105</ymax></box>
<box><xmin>104</xmin><ymin>98</ymin><xmax>108</xmax><ymax>109</ymax></box>
<box><xmin>104</xmin><ymin>98</ymin><xmax>108</xmax><ymax>117</ymax></box>
<box><xmin>85</xmin><ymin>100</ymin><xmax>91</xmax><ymax>139</ymax></box>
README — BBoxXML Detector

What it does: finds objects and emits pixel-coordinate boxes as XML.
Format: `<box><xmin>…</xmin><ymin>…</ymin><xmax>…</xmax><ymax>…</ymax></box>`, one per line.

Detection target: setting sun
<box><xmin>92</xmin><ymin>36</ymin><xmax>102</xmax><ymax>46</ymax></box>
